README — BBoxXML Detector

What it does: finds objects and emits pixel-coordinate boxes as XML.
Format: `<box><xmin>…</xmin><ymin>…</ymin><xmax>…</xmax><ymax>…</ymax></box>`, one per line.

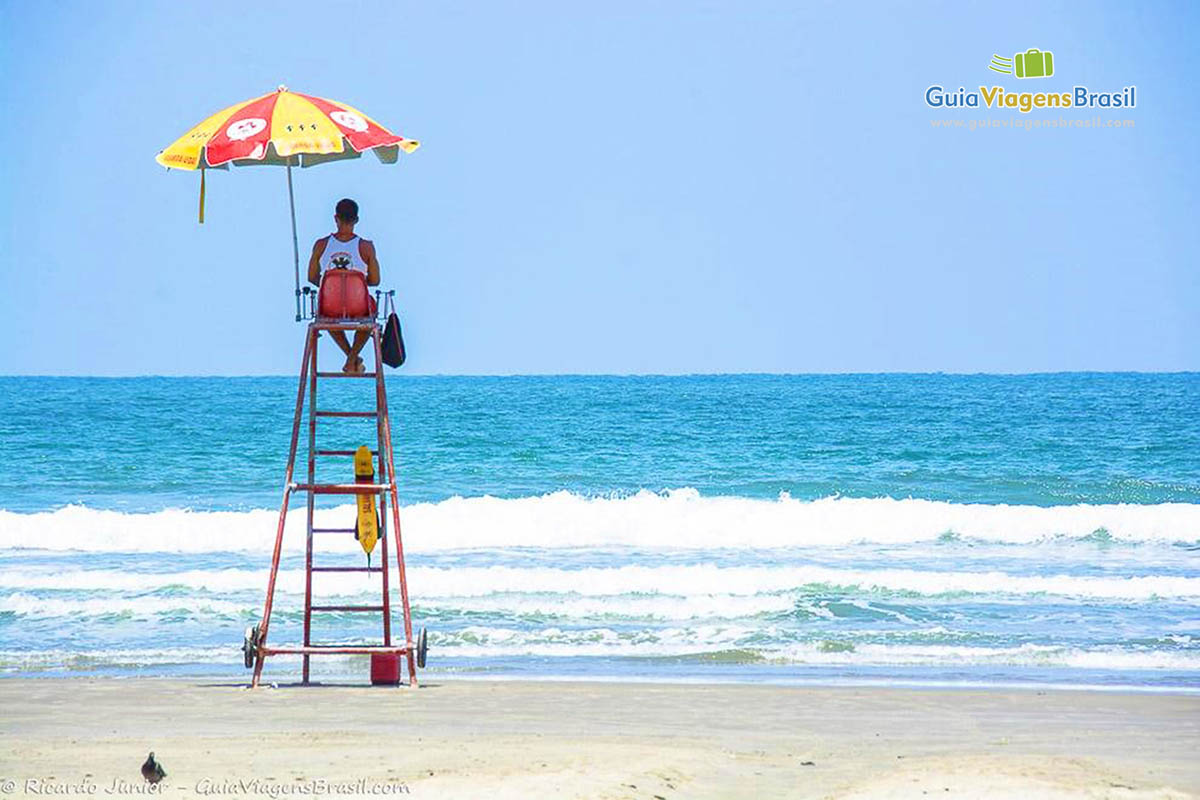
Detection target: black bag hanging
<box><xmin>381</xmin><ymin>293</ymin><xmax>406</xmax><ymax>368</ymax></box>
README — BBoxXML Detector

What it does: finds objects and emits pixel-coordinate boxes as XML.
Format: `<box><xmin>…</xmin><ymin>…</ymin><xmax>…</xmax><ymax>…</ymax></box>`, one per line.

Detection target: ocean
<box><xmin>1</xmin><ymin>373</ymin><xmax>1197</xmax><ymax>689</ymax></box>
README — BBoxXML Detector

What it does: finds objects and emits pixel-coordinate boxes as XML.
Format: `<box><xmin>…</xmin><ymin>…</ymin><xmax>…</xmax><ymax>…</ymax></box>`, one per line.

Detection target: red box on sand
<box><xmin>370</xmin><ymin>654</ymin><xmax>400</xmax><ymax>685</ymax></box>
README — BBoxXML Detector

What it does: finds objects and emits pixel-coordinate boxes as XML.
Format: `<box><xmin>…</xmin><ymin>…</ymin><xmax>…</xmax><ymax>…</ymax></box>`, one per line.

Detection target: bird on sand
<box><xmin>141</xmin><ymin>752</ymin><xmax>166</xmax><ymax>784</ymax></box>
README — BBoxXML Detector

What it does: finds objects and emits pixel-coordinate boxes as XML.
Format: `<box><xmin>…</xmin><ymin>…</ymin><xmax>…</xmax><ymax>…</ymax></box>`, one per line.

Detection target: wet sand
<box><xmin>1</xmin><ymin>678</ymin><xmax>1197</xmax><ymax>798</ymax></box>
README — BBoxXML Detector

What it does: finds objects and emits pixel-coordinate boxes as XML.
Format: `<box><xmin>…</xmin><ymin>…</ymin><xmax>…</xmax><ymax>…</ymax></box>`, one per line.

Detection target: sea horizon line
<box><xmin>1</xmin><ymin>370</ymin><xmax>1197</xmax><ymax>379</ymax></box>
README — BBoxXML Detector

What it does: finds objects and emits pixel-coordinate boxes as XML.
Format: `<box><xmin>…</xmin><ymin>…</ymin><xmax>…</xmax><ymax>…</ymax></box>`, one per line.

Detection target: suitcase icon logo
<box><xmin>989</xmin><ymin>49</ymin><xmax>1055</xmax><ymax>79</ymax></box>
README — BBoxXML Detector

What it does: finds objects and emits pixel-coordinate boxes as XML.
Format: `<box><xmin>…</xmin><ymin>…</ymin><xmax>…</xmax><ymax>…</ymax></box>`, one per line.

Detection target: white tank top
<box><xmin>319</xmin><ymin>234</ymin><xmax>368</xmax><ymax>274</ymax></box>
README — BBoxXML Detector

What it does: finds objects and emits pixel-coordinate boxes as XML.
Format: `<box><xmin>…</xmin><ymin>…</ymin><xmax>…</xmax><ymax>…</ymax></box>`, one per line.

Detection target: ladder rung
<box><xmin>262</xmin><ymin>645</ymin><xmax>409</xmax><ymax>656</ymax></box>
<box><xmin>316</xmin><ymin>371</ymin><xmax>378</xmax><ymax>379</ymax></box>
<box><xmin>315</xmin><ymin>449</ymin><xmax>380</xmax><ymax>457</ymax></box>
<box><xmin>309</xmin><ymin>604</ymin><xmax>385</xmax><ymax>612</ymax></box>
<box><xmin>311</xmin><ymin>566</ymin><xmax>383</xmax><ymax>573</ymax></box>
<box><xmin>315</xmin><ymin>410</ymin><xmax>378</xmax><ymax>418</ymax></box>
<box><xmin>292</xmin><ymin>483</ymin><xmax>391</xmax><ymax>495</ymax></box>
<box><xmin>311</xmin><ymin>527</ymin><xmax>356</xmax><ymax>534</ymax></box>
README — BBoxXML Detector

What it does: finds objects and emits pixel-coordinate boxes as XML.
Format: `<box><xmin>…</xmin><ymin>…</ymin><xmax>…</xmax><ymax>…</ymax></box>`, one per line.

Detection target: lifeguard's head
<box><xmin>335</xmin><ymin>198</ymin><xmax>359</xmax><ymax>230</ymax></box>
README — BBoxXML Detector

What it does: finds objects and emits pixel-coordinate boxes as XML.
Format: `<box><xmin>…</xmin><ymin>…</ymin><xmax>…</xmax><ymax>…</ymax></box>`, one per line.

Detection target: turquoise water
<box><xmin>1</xmin><ymin>374</ymin><xmax>1198</xmax><ymax>688</ymax></box>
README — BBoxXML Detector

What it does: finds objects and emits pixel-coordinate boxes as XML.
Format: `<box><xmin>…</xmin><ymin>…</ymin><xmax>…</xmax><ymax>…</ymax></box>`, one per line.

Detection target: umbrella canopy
<box><xmin>155</xmin><ymin>86</ymin><xmax>419</xmax><ymax>320</ymax></box>
<box><xmin>156</xmin><ymin>85</ymin><xmax>419</xmax><ymax>170</ymax></box>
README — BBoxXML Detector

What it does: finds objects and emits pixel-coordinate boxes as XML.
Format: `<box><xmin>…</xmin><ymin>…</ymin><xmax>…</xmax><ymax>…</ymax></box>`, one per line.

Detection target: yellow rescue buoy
<box><xmin>354</xmin><ymin>445</ymin><xmax>379</xmax><ymax>561</ymax></box>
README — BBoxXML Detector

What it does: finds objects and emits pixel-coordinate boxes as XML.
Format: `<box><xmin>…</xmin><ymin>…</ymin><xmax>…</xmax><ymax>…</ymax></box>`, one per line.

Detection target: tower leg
<box><xmin>252</xmin><ymin>326</ymin><xmax>315</xmax><ymax>688</ymax></box>
<box><xmin>374</xmin><ymin>327</ymin><xmax>393</xmax><ymax>647</ymax></box>
<box><xmin>302</xmin><ymin>332</ymin><xmax>318</xmax><ymax>684</ymax></box>
<box><xmin>373</xmin><ymin>332</ymin><xmax>418</xmax><ymax>686</ymax></box>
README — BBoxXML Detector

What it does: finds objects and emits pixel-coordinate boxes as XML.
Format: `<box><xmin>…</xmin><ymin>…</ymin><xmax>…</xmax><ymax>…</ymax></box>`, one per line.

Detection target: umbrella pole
<box><xmin>287</xmin><ymin>163</ymin><xmax>302</xmax><ymax>321</ymax></box>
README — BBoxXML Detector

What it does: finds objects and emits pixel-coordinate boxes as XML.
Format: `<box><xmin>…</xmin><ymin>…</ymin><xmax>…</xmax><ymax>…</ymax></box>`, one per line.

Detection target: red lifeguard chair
<box><xmin>243</xmin><ymin>278</ymin><xmax>426</xmax><ymax>687</ymax></box>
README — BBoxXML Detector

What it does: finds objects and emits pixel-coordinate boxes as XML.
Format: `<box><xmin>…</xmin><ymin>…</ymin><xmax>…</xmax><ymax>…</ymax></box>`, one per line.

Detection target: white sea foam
<box><xmin>0</xmin><ymin>646</ymin><xmax>236</xmax><ymax>671</ymax></box>
<box><xmin>3</xmin><ymin>563</ymin><xmax>1198</xmax><ymax>607</ymax></box>
<box><xmin>412</xmin><ymin>628</ymin><xmax>1200</xmax><ymax>671</ymax></box>
<box><xmin>769</xmin><ymin>642</ymin><xmax>1200</xmax><ymax>671</ymax></box>
<box><xmin>1</xmin><ymin>638</ymin><xmax>1195</xmax><ymax>673</ymax></box>
<box><xmin>0</xmin><ymin>592</ymin><xmax>249</xmax><ymax>619</ymax></box>
<box><xmin>0</xmin><ymin>585</ymin><xmax>795</xmax><ymax>622</ymax></box>
<box><xmin>1</xmin><ymin>491</ymin><xmax>1199</xmax><ymax>553</ymax></box>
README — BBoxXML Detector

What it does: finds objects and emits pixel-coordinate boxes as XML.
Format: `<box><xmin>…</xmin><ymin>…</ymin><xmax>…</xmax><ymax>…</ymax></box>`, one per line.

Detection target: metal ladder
<box><xmin>248</xmin><ymin>317</ymin><xmax>422</xmax><ymax>687</ymax></box>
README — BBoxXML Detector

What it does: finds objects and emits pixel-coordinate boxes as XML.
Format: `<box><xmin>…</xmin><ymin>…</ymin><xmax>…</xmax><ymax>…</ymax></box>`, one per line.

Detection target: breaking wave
<box><xmin>2</xmin><ymin>490</ymin><xmax>1198</xmax><ymax>553</ymax></box>
<box><xmin>3</xmin><ymin>564</ymin><xmax>1198</xmax><ymax>603</ymax></box>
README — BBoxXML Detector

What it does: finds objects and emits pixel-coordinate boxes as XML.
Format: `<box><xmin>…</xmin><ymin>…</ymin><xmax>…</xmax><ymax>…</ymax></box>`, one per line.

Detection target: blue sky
<box><xmin>1</xmin><ymin>0</ymin><xmax>1196</xmax><ymax>375</ymax></box>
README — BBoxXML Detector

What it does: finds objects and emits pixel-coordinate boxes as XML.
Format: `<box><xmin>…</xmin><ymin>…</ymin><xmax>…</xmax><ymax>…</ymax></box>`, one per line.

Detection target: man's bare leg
<box><xmin>328</xmin><ymin>329</ymin><xmax>371</xmax><ymax>372</ymax></box>
<box><xmin>347</xmin><ymin>330</ymin><xmax>371</xmax><ymax>371</ymax></box>
<box><xmin>328</xmin><ymin>331</ymin><xmax>357</xmax><ymax>372</ymax></box>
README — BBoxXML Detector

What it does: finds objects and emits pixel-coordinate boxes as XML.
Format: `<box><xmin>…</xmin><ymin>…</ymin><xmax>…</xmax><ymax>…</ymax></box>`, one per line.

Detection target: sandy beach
<box><xmin>1</xmin><ymin>678</ymin><xmax>1196</xmax><ymax>799</ymax></box>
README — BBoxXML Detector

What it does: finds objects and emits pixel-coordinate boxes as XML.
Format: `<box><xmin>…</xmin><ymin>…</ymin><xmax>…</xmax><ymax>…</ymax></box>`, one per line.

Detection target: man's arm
<box><xmin>361</xmin><ymin>239</ymin><xmax>381</xmax><ymax>286</ymax></box>
<box><xmin>307</xmin><ymin>238</ymin><xmax>327</xmax><ymax>286</ymax></box>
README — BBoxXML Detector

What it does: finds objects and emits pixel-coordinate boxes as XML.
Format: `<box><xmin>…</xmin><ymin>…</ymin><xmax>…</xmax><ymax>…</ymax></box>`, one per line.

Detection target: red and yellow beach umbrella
<box><xmin>156</xmin><ymin>85</ymin><xmax>419</xmax><ymax>318</ymax></box>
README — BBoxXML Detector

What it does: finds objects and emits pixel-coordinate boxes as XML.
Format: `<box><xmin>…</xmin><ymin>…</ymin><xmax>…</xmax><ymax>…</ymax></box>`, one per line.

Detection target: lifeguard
<box><xmin>307</xmin><ymin>198</ymin><xmax>382</xmax><ymax>373</ymax></box>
